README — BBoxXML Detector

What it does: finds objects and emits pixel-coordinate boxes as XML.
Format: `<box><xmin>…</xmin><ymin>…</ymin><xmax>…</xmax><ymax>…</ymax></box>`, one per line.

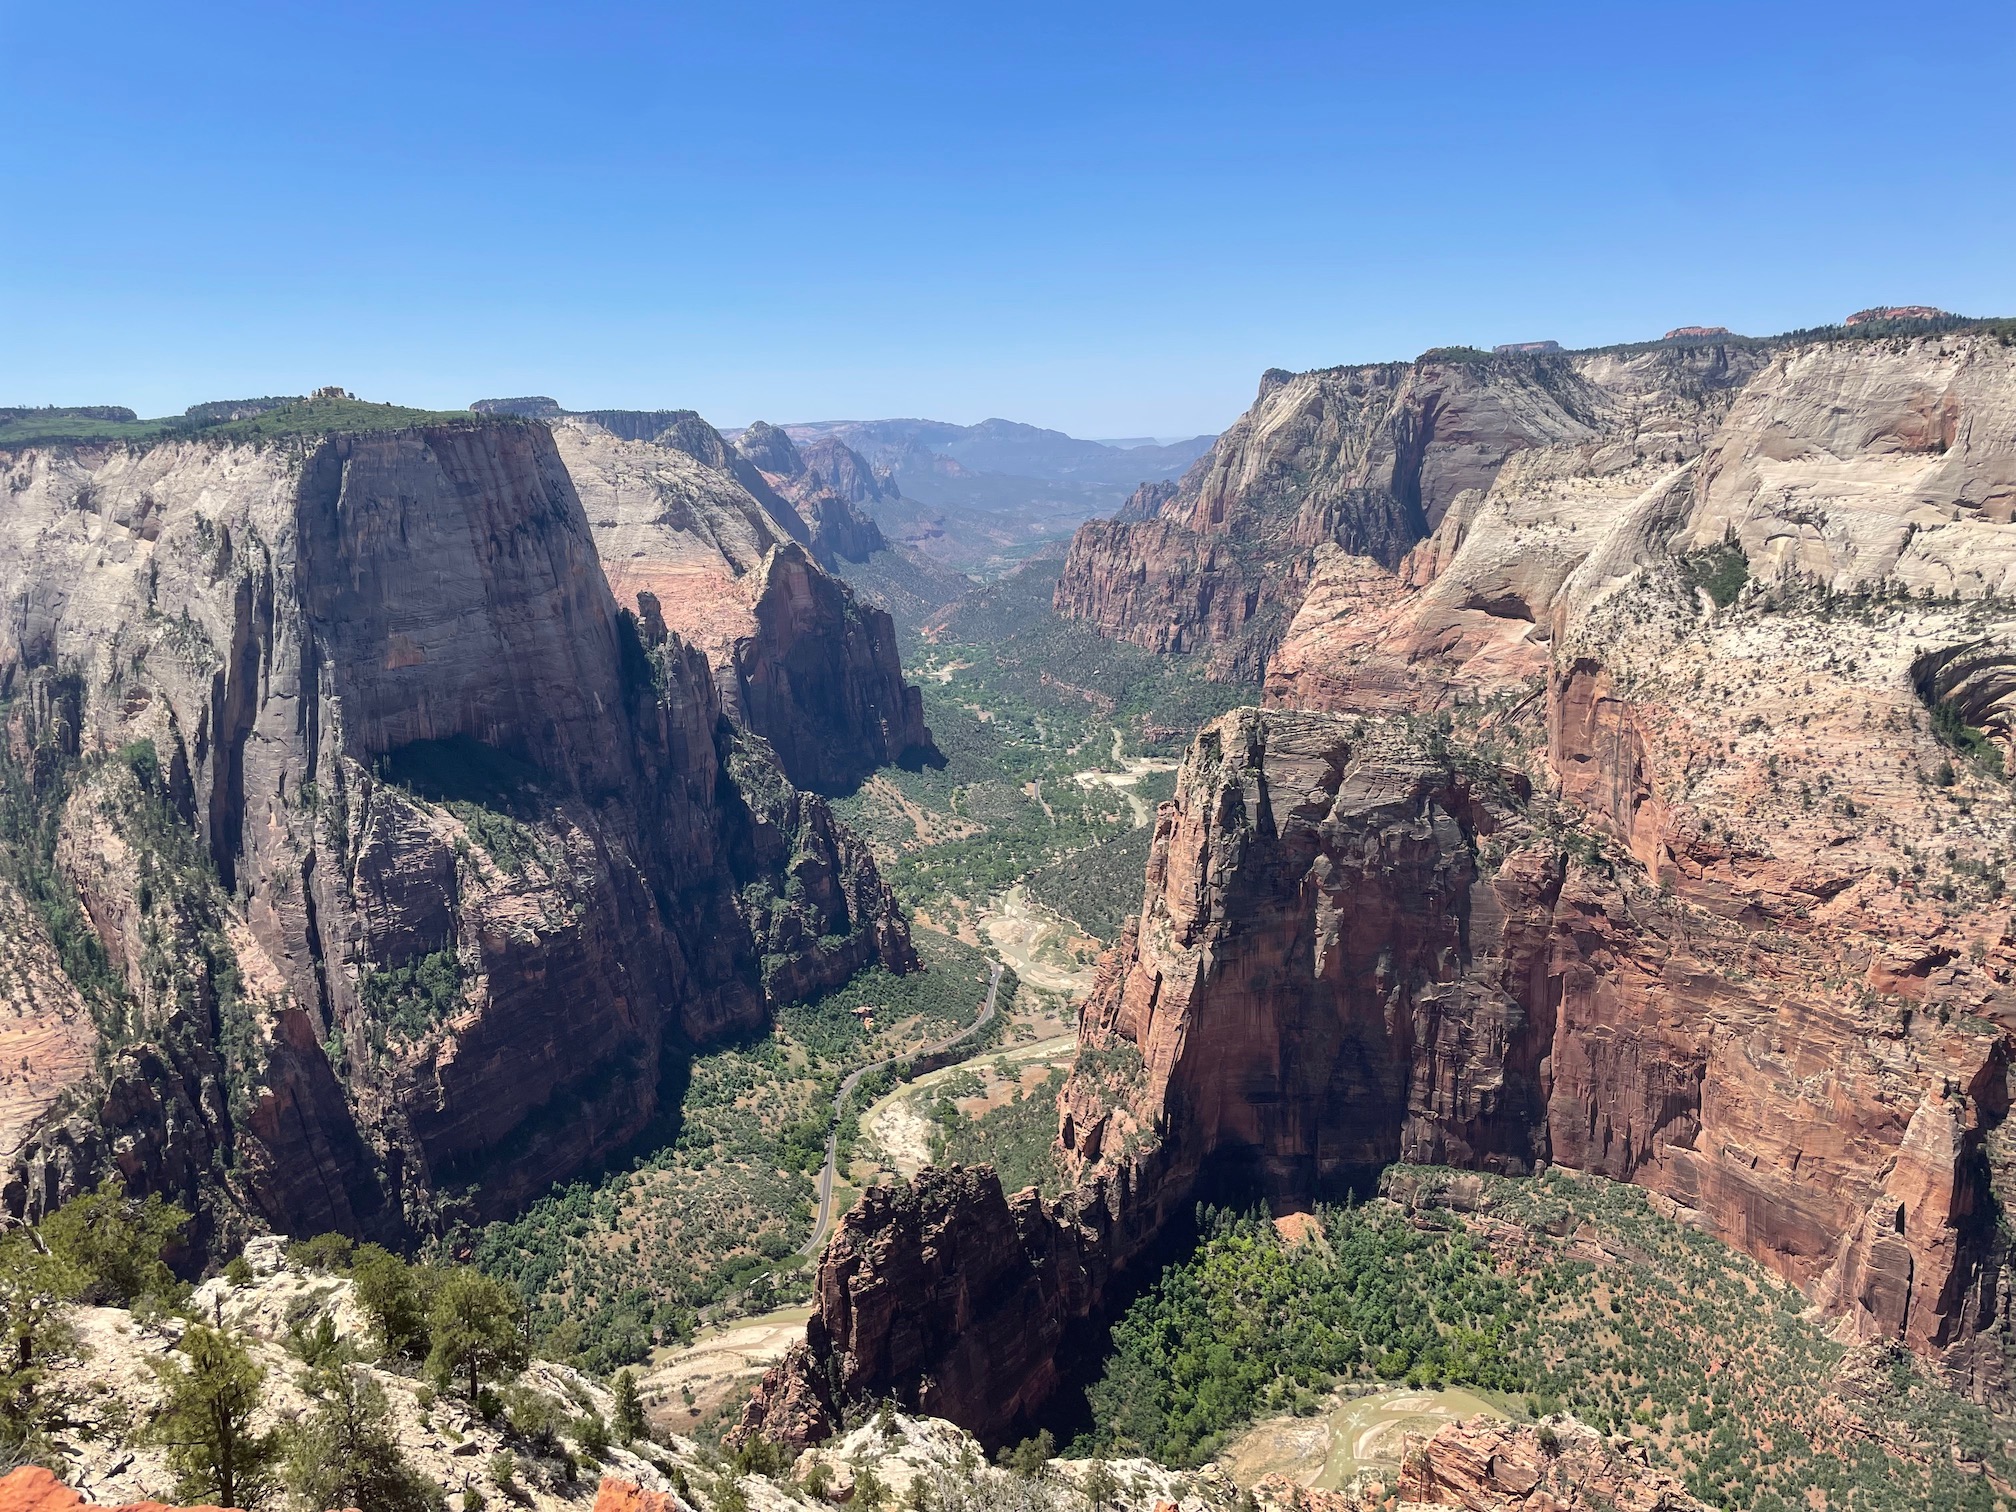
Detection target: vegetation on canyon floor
<box><xmin>833</xmin><ymin>556</ymin><xmax>1239</xmax><ymax>942</ymax></box>
<box><xmin>471</xmin><ymin>928</ymin><xmax>1012</xmax><ymax>1375</ymax></box>
<box><xmin>1080</xmin><ymin>1167</ymin><xmax>2013</xmax><ymax>1512</ymax></box>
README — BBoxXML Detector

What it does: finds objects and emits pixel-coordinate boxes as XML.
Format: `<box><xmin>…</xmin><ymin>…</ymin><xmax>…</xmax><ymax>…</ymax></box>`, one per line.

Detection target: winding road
<box><xmin>797</xmin><ymin>960</ymin><xmax>1005</xmax><ymax>1258</ymax></box>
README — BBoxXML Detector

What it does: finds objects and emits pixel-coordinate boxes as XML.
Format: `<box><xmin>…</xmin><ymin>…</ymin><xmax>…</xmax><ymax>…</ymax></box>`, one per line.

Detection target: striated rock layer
<box><xmin>557</xmin><ymin>412</ymin><xmax>930</xmax><ymax>792</ymax></box>
<box><xmin>745</xmin><ymin>333</ymin><xmax>2016</xmax><ymax>1445</ymax></box>
<box><xmin>1391</xmin><ymin>1416</ymin><xmax>1711</xmax><ymax>1511</ymax></box>
<box><xmin>1054</xmin><ymin>343</ymin><xmax>1770</xmax><ymax>680</ymax></box>
<box><xmin>0</xmin><ymin>417</ymin><xmax>912</xmax><ymax>1245</ymax></box>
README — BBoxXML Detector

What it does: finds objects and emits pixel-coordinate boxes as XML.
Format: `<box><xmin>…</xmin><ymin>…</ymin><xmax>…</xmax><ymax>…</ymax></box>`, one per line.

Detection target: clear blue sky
<box><xmin>6</xmin><ymin>1</ymin><xmax>2014</xmax><ymax>437</ymax></box>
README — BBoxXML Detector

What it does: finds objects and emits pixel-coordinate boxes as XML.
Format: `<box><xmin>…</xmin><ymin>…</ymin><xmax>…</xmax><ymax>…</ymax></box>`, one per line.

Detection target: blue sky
<box><xmin>6</xmin><ymin>1</ymin><xmax>2014</xmax><ymax>437</ymax></box>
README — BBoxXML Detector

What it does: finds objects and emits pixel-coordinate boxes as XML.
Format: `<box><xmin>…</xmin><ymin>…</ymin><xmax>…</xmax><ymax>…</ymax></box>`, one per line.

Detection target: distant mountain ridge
<box><xmin>770</xmin><ymin>416</ymin><xmax>1217</xmax><ymax>487</ymax></box>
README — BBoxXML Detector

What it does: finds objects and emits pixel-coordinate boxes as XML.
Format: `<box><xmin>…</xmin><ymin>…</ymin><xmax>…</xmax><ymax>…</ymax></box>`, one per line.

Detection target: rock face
<box><xmin>735</xmin><ymin>421</ymin><xmax>892</xmax><ymax>566</ymax></box>
<box><xmin>738</xmin><ymin>1160</ymin><xmax>1189</xmax><ymax>1449</ymax></box>
<box><xmin>746</xmin><ymin>334</ymin><xmax>2016</xmax><ymax>1442</ymax></box>
<box><xmin>557</xmin><ymin>413</ymin><xmax>930</xmax><ymax>792</ymax></box>
<box><xmin>1055</xmin><ymin>344</ymin><xmax>1773</xmax><ymax>680</ymax></box>
<box><xmin>1392</xmin><ymin>1417</ymin><xmax>1710</xmax><ymax>1511</ymax></box>
<box><xmin>720</xmin><ymin>545</ymin><xmax>931</xmax><ymax>793</ymax></box>
<box><xmin>0</xmin><ymin>1466</ymin><xmax>233</xmax><ymax>1512</ymax></box>
<box><xmin>0</xmin><ymin>417</ymin><xmax>912</xmax><ymax>1242</ymax></box>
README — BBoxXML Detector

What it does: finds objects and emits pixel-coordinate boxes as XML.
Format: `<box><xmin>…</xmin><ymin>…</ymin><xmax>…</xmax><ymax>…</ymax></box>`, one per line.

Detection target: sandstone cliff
<box><xmin>0</xmin><ymin>415</ymin><xmax>912</xmax><ymax>1243</ymax></box>
<box><xmin>745</xmin><ymin>333</ymin><xmax>2016</xmax><ymax>1441</ymax></box>
<box><xmin>1055</xmin><ymin>343</ymin><xmax>1773</xmax><ymax>680</ymax></box>
<box><xmin>557</xmin><ymin>414</ymin><xmax>931</xmax><ymax>792</ymax></box>
<box><xmin>735</xmin><ymin>421</ymin><xmax>891</xmax><ymax>567</ymax></box>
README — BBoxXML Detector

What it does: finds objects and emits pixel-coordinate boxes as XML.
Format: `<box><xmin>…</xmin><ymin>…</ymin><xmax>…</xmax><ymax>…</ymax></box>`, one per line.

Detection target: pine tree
<box><xmin>612</xmin><ymin>1367</ymin><xmax>648</xmax><ymax>1443</ymax></box>
<box><xmin>425</xmin><ymin>1269</ymin><xmax>527</xmax><ymax>1401</ymax></box>
<box><xmin>282</xmin><ymin>1361</ymin><xmax>434</xmax><ymax>1512</ymax></box>
<box><xmin>0</xmin><ymin>1230</ymin><xmax>81</xmax><ymax>1463</ymax></box>
<box><xmin>147</xmin><ymin>1324</ymin><xmax>277</xmax><ymax>1509</ymax></box>
<box><xmin>40</xmin><ymin>1178</ymin><xmax>187</xmax><ymax>1306</ymax></box>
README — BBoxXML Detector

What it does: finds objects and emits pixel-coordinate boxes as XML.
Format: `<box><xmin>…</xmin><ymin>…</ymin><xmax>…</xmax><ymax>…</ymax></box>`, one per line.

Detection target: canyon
<box><xmin>0</xmin><ymin>408</ymin><xmax>924</xmax><ymax>1251</ymax></box>
<box><xmin>741</xmin><ymin>326</ymin><xmax>2016</xmax><ymax>1446</ymax></box>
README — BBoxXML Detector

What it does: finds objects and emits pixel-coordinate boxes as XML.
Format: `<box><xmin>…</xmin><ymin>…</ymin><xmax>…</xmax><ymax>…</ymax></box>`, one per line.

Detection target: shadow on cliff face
<box><xmin>441</xmin><ymin>1027</ymin><xmax>700</xmax><ymax>1231</ymax></box>
<box><xmin>1026</xmin><ymin>1151</ymin><xmax>1399</xmax><ymax>1452</ymax></box>
<box><xmin>894</xmin><ymin>741</ymin><xmax>948</xmax><ymax>777</ymax></box>
<box><xmin>376</xmin><ymin>734</ymin><xmax>548</xmax><ymax>818</ymax></box>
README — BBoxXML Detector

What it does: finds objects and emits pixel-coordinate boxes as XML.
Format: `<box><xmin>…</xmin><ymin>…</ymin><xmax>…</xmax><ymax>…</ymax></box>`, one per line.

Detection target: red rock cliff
<box><xmin>1057</xmin><ymin>344</ymin><xmax>1768</xmax><ymax>681</ymax></box>
<box><xmin>0</xmin><ymin>417</ymin><xmax>912</xmax><ymax>1240</ymax></box>
<box><xmin>745</xmin><ymin>699</ymin><xmax>2012</xmax><ymax>1441</ymax></box>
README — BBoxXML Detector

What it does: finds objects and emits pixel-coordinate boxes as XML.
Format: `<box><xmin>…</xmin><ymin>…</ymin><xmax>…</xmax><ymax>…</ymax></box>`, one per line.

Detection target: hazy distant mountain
<box><xmin>727</xmin><ymin>416</ymin><xmax>1217</xmax><ymax>577</ymax></box>
<box><xmin>776</xmin><ymin>417</ymin><xmax>1216</xmax><ymax>487</ymax></box>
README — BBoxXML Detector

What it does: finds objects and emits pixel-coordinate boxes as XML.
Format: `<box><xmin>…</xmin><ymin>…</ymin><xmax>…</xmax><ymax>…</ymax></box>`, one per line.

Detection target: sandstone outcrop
<box><xmin>738</xmin><ymin>333</ymin><xmax>2016</xmax><ymax>1453</ymax></box>
<box><xmin>1056</xmin><ymin>342</ymin><xmax>1773</xmax><ymax>680</ymax></box>
<box><xmin>557</xmin><ymin>413</ymin><xmax>930</xmax><ymax>792</ymax></box>
<box><xmin>1390</xmin><ymin>1417</ymin><xmax>1709</xmax><ymax>1511</ymax></box>
<box><xmin>0</xmin><ymin>415</ymin><xmax>912</xmax><ymax>1239</ymax></box>
<box><xmin>747</xmin><ymin>709</ymin><xmax>2006</xmax><ymax>1440</ymax></box>
<box><xmin>0</xmin><ymin>1467</ymin><xmax>232</xmax><ymax>1512</ymax></box>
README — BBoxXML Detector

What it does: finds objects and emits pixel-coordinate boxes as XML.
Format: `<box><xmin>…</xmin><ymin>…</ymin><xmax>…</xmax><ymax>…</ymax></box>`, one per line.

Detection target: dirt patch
<box><xmin>1273</xmin><ymin>1211</ymin><xmax>1321</xmax><ymax>1246</ymax></box>
<box><xmin>1223</xmin><ymin>1387</ymin><xmax>1507</xmax><ymax>1494</ymax></box>
<box><xmin>1071</xmin><ymin>726</ymin><xmax>1181</xmax><ymax>828</ymax></box>
<box><xmin>860</xmin><ymin>1035</ymin><xmax>1076</xmax><ymax>1180</ymax></box>
<box><xmin>981</xmin><ymin>885</ymin><xmax>1100</xmax><ymax>996</ymax></box>
<box><xmin>639</xmin><ymin>1313</ymin><xmax>810</xmax><ymax>1431</ymax></box>
<box><xmin>864</xmin><ymin>774</ymin><xmax>983</xmax><ymax>849</ymax></box>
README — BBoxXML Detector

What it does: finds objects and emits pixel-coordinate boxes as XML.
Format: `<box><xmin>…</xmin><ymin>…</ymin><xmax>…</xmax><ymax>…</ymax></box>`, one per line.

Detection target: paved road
<box><xmin>797</xmin><ymin>960</ymin><xmax>1004</xmax><ymax>1259</ymax></box>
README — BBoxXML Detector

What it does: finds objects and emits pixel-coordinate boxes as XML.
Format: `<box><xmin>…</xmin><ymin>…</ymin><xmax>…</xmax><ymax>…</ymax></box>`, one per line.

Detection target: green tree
<box><xmin>0</xmin><ymin>1230</ymin><xmax>81</xmax><ymax>1464</ymax></box>
<box><xmin>40</xmin><ymin>1178</ymin><xmax>188</xmax><ymax>1305</ymax></box>
<box><xmin>282</xmin><ymin>1360</ymin><xmax>437</xmax><ymax>1512</ymax></box>
<box><xmin>352</xmin><ymin>1245</ymin><xmax>435</xmax><ymax>1359</ymax></box>
<box><xmin>147</xmin><ymin>1324</ymin><xmax>278</xmax><ymax>1509</ymax></box>
<box><xmin>1000</xmin><ymin>1429</ymin><xmax>1055</xmax><ymax>1477</ymax></box>
<box><xmin>0</xmin><ymin>1229</ymin><xmax>80</xmax><ymax>1379</ymax></box>
<box><xmin>426</xmin><ymin>1269</ymin><xmax>527</xmax><ymax>1401</ymax></box>
<box><xmin>1081</xmin><ymin>1462</ymin><xmax>1120</xmax><ymax>1510</ymax></box>
<box><xmin>611</xmin><ymin>1368</ymin><xmax>647</xmax><ymax>1443</ymax></box>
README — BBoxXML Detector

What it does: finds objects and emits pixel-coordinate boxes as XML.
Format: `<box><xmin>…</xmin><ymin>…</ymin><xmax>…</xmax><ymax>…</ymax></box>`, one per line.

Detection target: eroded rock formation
<box><xmin>1055</xmin><ymin>343</ymin><xmax>1773</xmax><ymax>680</ymax></box>
<box><xmin>735</xmin><ymin>421</ymin><xmax>892</xmax><ymax>566</ymax></box>
<box><xmin>557</xmin><ymin>413</ymin><xmax>930</xmax><ymax>791</ymax></box>
<box><xmin>746</xmin><ymin>332</ymin><xmax>2016</xmax><ymax>1444</ymax></box>
<box><xmin>0</xmin><ymin>416</ymin><xmax>911</xmax><ymax>1242</ymax></box>
<box><xmin>1390</xmin><ymin>1417</ymin><xmax>1710</xmax><ymax>1511</ymax></box>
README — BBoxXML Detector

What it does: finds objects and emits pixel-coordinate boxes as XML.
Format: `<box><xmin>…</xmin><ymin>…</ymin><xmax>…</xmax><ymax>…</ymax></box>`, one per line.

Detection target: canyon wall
<box><xmin>745</xmin><ymin>333</ymin><xmax>2016</xmax><ymax>1443</ymax></box>
<box><xmin>1055</xmin><ymin>343</ymin><xmax>1771</xmax><ymax>681</ymax></box>
<box><xmin>0</xmin><ymin>417</ymin><xmax>912</xmax><ymax>1245</ymax></box>
<box><xmin>557</xmin><ymin>414</ymin><xmax>931</xmax><ymax>792</ymax></box>
<box><xmin>735</xmin><ymin>421</ymin><xmax>893</xmax><ymax>567</ymax></box>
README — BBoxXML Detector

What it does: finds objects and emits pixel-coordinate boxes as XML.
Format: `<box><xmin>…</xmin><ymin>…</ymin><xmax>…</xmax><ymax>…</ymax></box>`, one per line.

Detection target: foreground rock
<box><xmin>0</xmin><ymin>413</ymin><xmax>911</xmax><ymax>1241</ymax></box>
<box><xmin>14</xmin><ymin>1246</ymin><xmax>1233</xmax><ymax>1512</ymax></box>
<box><xmin>1239</xmin><ymin>1416</ymin><xmax>1707</xmax><ymax>1512</ymax></box>
<box><xmin>0</xmin><ymin>1466</ymin><xmax>231</xmax><ymax>1512</ymax></box>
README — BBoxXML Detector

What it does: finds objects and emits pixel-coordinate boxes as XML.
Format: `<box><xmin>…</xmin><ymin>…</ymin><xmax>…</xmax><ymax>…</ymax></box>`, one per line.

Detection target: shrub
<box><xmin>571</xmin><ymin>1409</ymin><xmax>611</xmax><ymax>1461</ymax></box>
<box><xmin>352</xmin><ymin>1245</ymin><xmax>436</xmax><ymax>1359</ymax></box>
<box><xmin>41</xmin><ymin>1180</ymin><xmax>189</xmax><ymax>1307</ymax></box>
<box><xmin>501</xmin><ymin>1383</ymin><xmax>563</xmax><ymax>1455</ymax></box>
<box><xmin>282</xmin><ymin>1361</ymin><xmax>435</xmax><ymax>1512</ymax></box>
<box><xmin>288</xmin><ymin>1232</ymin><xmax>356</xmax><ymax>1273</ymax></box>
